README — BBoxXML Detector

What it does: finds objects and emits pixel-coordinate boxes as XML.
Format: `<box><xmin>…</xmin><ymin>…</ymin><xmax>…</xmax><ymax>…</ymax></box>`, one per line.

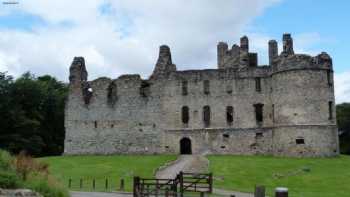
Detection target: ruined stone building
<box><xmin>64</xmin><ymin>33</ymin><xmax>339</xmax><ymax>157</ymax></box>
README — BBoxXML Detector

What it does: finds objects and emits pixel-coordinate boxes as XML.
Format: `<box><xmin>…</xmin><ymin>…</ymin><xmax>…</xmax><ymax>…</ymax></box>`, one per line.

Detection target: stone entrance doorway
<box><xmin>180</xmin><ymin>137</ymin><xmax>192</xmax><ymax>154</ymax></box>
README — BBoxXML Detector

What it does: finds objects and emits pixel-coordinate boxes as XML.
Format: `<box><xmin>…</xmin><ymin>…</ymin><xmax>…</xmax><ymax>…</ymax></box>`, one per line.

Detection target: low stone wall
<box><xmin>0</xmin><ymin>189</ymin><xmax>42</xmax><ymax>197</ymax></box>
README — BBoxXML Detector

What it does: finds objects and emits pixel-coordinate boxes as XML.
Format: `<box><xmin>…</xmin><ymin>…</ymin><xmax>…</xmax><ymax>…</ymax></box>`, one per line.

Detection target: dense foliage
<box><xmin>337</xmin><ymin>103</ymin><xmax>350</xmax><ymax>154</ymax></box>
<box><xmin>0</xmin><ymin>72</ymin><xmax>68</xmax><ymax>156</ymax></box>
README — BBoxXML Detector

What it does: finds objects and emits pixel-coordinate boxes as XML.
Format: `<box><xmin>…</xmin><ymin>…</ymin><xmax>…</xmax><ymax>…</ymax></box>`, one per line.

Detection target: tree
<box><xmin>0</xmin><ymin>72</ymin><xmax>68</xmax><ymax>156</ymax></box>
<box><xmin>337</xmin><ymin>103</ymin><xmax>350</xmax><ymax>154</ymax></box>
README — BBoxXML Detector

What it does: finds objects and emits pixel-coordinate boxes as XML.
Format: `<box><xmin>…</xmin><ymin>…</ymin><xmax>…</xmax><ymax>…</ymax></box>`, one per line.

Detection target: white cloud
<box><xmin>335</xmin><ymin>72</ymin><xmax>350</xmax><ymax>104</ymax></box>
<box><xmin>0</xmin><ymin>0</ymin><xmax>280</xmax><ymax>81</ymax></box>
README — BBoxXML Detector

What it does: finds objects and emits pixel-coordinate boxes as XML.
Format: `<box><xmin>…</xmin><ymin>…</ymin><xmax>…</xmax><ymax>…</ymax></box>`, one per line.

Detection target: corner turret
<box><xmin>151</xmin><ymin>45</ymin><xmax>177</xmax><ymax>79</ymax></box>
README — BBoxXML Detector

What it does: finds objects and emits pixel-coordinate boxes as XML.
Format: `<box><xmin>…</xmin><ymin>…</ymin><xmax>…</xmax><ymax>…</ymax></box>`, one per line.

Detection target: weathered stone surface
<box><xmin>0</xmin><ymin>189</ymin><xmax>43</xmax><ymax>197</ymax></box>
<box><xmin>64</xmin><ymin>33</ymin><xmax>338</xmax><ymax>157</ymax></box>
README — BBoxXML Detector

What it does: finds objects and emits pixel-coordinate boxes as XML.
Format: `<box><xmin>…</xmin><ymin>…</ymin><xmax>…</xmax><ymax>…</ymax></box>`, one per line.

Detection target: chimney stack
<box><xmin>282</xmin><ymin>33</ymin><xmax>294</xmax><ymax>55</ymax></box>
<box><xmin>268</xmin><ymin>40</ymin><xmax>278</xmax><ymax>65</ymax></box>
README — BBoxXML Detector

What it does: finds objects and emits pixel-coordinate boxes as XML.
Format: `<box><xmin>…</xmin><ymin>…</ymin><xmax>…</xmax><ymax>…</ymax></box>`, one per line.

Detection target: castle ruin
<box><xmin>64</xmin><ymin>33</ymin><xmax>339</xmax><ymax>157</ymax></box>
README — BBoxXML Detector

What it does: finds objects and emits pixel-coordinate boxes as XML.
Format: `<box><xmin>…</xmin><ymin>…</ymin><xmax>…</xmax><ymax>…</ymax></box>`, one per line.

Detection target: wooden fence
<box><xmin>133</xmin><ymin>171</ymin><xmax>213</xmax><ymax>197</ymax></box>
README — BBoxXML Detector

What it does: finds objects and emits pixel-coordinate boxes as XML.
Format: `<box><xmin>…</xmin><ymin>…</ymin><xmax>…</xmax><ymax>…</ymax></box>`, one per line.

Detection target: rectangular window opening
<box><xmin>94</xmin><ymin>121</ymin><xmax>98</xmax><ymax>128</ymax></box>
<box><xmin>327</xmin><ymin>70</ymin><xmax>332</xmax><ymax>86</ymax></box>
<box><xmin>296</xmin><ymin>138</ymin><xmax>305</xmax><ymax>145</ymax></box>
<box><xmin>256</xmin><ymin>132</ymin><xmax>263</xmax><ymax>138</ymax></box>
<box><xmin>223</xmin><ymin>134</ymin><xmax>230</xmax><ymax>138</ymax></box>
<box><xmin>255</xmin><ymin>77</ymin><xmax>261</xmax><ymax>92</ymax></box>
<box><xmin>328</xmin><ymin>101</ymin><xmax>333</xmax><ymax>120</ymax></box>
<box><xmin>226</xmin><ymin>106</ymin><xmax>234</xmax><ymax>125</ymax></box>
<box><xmin>182</xmin><ymin>106</ymin><xmax>190</xmax><ymax>124</ymax></box>
<box><xmin>203</xmin><ymin>105</ymin><xmax>211</xmax><ymax>127</ymax></box>
<box><xmin>182</xmin><ymin>81</ymin><xmax>188</xmax><ymax>96</ymax></box>
<box><xmin>204</xmin><ymin>80</ymin><xmax>210</xmax><ymax>95</ymax></box>
<box><xmin>254</xmin><ymin>103</ymin><xmax>264</xmax><ymax>124</ymax></box>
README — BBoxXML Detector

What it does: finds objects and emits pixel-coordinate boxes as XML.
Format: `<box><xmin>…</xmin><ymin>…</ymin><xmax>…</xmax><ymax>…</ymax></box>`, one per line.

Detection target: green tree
<box><xmin>337</xmin><ymin>103</ymin><xmax>350</xmax><ymax>154</ymax></box>
<box><xmin>0</xmin><ymin>72</ymin><xmax>68</xmax><ymax>156</ymax></box>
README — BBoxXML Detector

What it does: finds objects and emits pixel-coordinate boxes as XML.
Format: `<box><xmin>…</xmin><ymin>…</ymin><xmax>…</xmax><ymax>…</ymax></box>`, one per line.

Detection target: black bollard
<box><xmin>275</xmin><ymin>187</ymin><xmax>288</xmax><ymax>197</ymax></box>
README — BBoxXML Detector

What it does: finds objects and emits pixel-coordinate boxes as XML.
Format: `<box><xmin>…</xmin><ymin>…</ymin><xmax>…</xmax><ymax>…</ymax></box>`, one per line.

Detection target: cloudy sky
<box><xmin>0</xmin><ymin>0</ymin><xmax>349</xmax><ymax>103</ymax></box>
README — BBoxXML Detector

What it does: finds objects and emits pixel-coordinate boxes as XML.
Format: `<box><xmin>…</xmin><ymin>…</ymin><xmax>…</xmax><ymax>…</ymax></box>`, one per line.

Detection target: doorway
<box><xmin>180</xmin><ymin>137</ymin><xmax>192</xmax><ymax>154</ymax></box>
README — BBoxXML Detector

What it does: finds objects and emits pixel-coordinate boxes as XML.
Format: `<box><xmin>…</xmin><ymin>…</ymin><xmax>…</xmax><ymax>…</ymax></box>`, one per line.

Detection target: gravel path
<box><xmin>155</xmin><ymin>155</ymin><xmax>255</xmax><ymax>197</ymax></box>
<box><xmin>155</xmin><ymin>155</ymin><xmax>209</xmax><ymax>179</ymax></box>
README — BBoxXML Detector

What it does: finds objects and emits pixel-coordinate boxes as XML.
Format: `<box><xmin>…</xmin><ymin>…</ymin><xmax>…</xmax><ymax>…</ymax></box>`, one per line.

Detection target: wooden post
<box><xmin>68</xmin><ymin>178</ymin><xmax>72</xmax><ymax>189</ymax></box>
<box><xmin>155</xmin><ymin>179</ymin><xmax>159</xmax><ymax>197</ymax></box>
<box><xmin>255</xmin><ymin>185</ymin><xmax>265</xmax><ymax>197</ymax></box>
<box><xmin>93</xmin><ymin>179</ymin><xmax>96</xmax><ymax>190</ymax></box>
<box><xmin>133</xmin><ymin>176</ymin><xmax>140</xmax><ymax>197</ymax></box>
<box><xmin>80</xmin><ymin>178</ymin><xmax>83</xmax><ymax>189</ymax></box>
<box><xmin>120</xmin><ymin>178</ymin><xmax>125</xmax><ymax>191</ymax></box>
<box><xmin>200</xmin><ymin>192</ymin><xmax>205</xmax><ymax>197</ymax></box>
<box><xmin>208</xmin><ymin>173</ymin><xmax>213</xmax><ymax>193</ymax></box>
<box><xmin>165</xmin><ymin>188</ymin><xmax>169</xmax><ymax>197</ymax></box>
<box><xmin>275</xmin><ymin>187</ymin><xmax>288</xmax><ymax>197</ymax></box>
<box><xmin>179</xmin><ymin>171</ymin><xmax>184</xmax><ymax>197</ymax></box>
<box><xmin>105</xmin><ymin>178</ymin><xmax>108</xmax><ymax>190</ymax></box>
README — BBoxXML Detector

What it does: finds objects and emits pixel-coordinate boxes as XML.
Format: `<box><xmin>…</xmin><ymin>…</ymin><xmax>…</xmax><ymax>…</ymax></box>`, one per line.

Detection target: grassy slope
<box><xmin>40</xmin><ymin>155</ymin><xmax>176</xmax><ymax>192</ymax></box>
<box><xmin>208</xmin><ymin>155</ymin><xmax>350</xmax><ymax>197</ymax></box>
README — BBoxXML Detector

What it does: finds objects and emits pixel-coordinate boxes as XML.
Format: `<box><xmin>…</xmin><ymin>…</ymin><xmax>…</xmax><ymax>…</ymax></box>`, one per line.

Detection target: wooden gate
<box><xmin>133</xmin><ymin>171</ymin><xmax>212</xmax><ymax>197</ymax></box>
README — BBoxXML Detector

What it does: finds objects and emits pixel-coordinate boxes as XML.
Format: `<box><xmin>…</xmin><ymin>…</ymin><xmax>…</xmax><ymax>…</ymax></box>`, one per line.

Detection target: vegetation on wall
<box><xmin>0</xmin><ymin>72</ymin><xmax>68</xmax><ymax>156</ymax></box>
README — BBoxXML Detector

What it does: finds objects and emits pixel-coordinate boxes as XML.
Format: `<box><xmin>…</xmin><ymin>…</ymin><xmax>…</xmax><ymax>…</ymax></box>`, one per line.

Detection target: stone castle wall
<box><xmin>64</xmin><ymin>33</ymin><xmax>339</xmax><ymax>157</ymax></box>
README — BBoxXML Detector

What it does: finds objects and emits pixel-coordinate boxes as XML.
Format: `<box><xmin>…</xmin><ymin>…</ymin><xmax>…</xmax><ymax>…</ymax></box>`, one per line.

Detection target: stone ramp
<box><xmin>155</xmin><ymin>155</ymin><xmax>209</xmax><ymax>179</ymax></box>
<box><xmin>155</xmin><ymin>155</ymin><xmax>255</xmax><ymax>197</ymax></box>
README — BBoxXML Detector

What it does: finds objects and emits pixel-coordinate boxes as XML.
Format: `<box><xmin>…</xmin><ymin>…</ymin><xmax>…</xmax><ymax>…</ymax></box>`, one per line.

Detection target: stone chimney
<box><xmin>282</xmin><ymin>33</ymin><xmax>294</xmax><ymax>56</ymax></box>
<box><xmin>151</xmin><ymin>45</ymin><xmax>176</xmax><ymax>79</ymax></box>
<box><xmin>217</xmin><ymin>42</ymin><xmax>228</xmax><ymax>69</ymax></box>
<box><xmin>240</xmin><ymin>36</ymin><xmax>249</xmax><ymax>52</ymax></box>
<box><xmin>69</xmin><ymin>57</ymin><xmax>88</xmax><ymax>83</ymax></box>
<box><xmin>268</xmin><ymin>40</ymin><xmax>278</xmax><ymax>65</ymax></box>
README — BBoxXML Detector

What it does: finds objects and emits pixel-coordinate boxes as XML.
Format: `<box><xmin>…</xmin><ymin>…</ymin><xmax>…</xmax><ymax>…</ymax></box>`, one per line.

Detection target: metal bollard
<box><xmin>68</xmin><ymin>179</ymin><xmax>72</xmax><ymax>188</ymax></box>
<box><xmin>120</xmin><ymin>178</ymin><xmax>125</xmax><ymax>191</ymax></box>
<box><xmin>275</xmin><ymin>187</ymin><xmax>288</xmax><ymax>197</ymax></box>
<box><xmin>255</xmin><ymin>185</ymin><xmax>265</xmax><ymax>197</ymax></box>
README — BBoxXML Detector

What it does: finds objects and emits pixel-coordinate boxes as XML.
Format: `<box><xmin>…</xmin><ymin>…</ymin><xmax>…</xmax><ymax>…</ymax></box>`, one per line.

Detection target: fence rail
<box><xmin>134</xmin><ymin>171</ymin><xmax>213</xmax><ymax>197</ymax></box>
<box><xmin>67</xmin><ymin>178</ymin><xmax>125</xmax><ymax>192</ymax></box>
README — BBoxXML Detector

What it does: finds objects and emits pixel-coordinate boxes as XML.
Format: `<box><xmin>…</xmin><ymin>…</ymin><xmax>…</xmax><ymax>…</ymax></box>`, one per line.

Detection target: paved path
<box><xmin>155</xmin><ymin>155</ymin><xmax>254</xmax><ymax>197</ymax></box>
<box><xmin>155</xmin><ymin>155</ymin><xmax>209</xmax><ymax>179</ymax></box>
<box><xmin>71</xmin><ymin>191</ymin><xmax>132</xmax><ymax>197</ymax></box>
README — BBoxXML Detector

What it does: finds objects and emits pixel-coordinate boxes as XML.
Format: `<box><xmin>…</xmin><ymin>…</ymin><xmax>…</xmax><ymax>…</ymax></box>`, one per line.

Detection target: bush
<box><xmin>25</xmin><ymin>176</ymin><xmax>69</xmax><ymax>197</ymax></box>
<box><xmin>0</xmin><ymin>149</ymin><xmax>69</xmax><ymax>197</ymax></box>
<box><xmin>0</xmin><ymin>150</ymin><xmax>14</xmax><ymax>170</ymax></box>
<box><xmin>0</xmin><ymin>171</ymin><xmax>22</xmax><ymax>189</ymax></box>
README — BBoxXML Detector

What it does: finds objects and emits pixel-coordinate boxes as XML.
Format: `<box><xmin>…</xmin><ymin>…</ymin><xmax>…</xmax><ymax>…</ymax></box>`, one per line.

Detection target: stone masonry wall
<box><xmin>64</xmin><ymin>33</ymin><xmax>338</xmax><ymax>157</ymax></box>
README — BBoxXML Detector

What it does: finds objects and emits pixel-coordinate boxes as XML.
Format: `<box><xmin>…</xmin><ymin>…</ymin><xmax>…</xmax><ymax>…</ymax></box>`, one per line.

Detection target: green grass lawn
<box><xmin>208</xmin><ymin>155</ymin><xmax>350</xmax><ymax>197</ymax></box>
<box><xmin>40</xmin><ymin>155</ymin><xmax>176</xmax><ymax>192</ymax></box>
<box><xmin>40</xmin><ymin>154</ymin><xmax>350</xmax><ymax>197</ymax></box>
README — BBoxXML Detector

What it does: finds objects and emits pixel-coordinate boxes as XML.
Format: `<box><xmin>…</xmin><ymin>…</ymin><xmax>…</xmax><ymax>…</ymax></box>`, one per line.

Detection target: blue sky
<box><xmin>0</xmin><ymin>0</ymin><xmax>348</xmax><ymax>102</ymax></box>
<box><xmin>251</xmin><ymin>0</ymin><xmax>350</xmax><ymax>73</ymax></box>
